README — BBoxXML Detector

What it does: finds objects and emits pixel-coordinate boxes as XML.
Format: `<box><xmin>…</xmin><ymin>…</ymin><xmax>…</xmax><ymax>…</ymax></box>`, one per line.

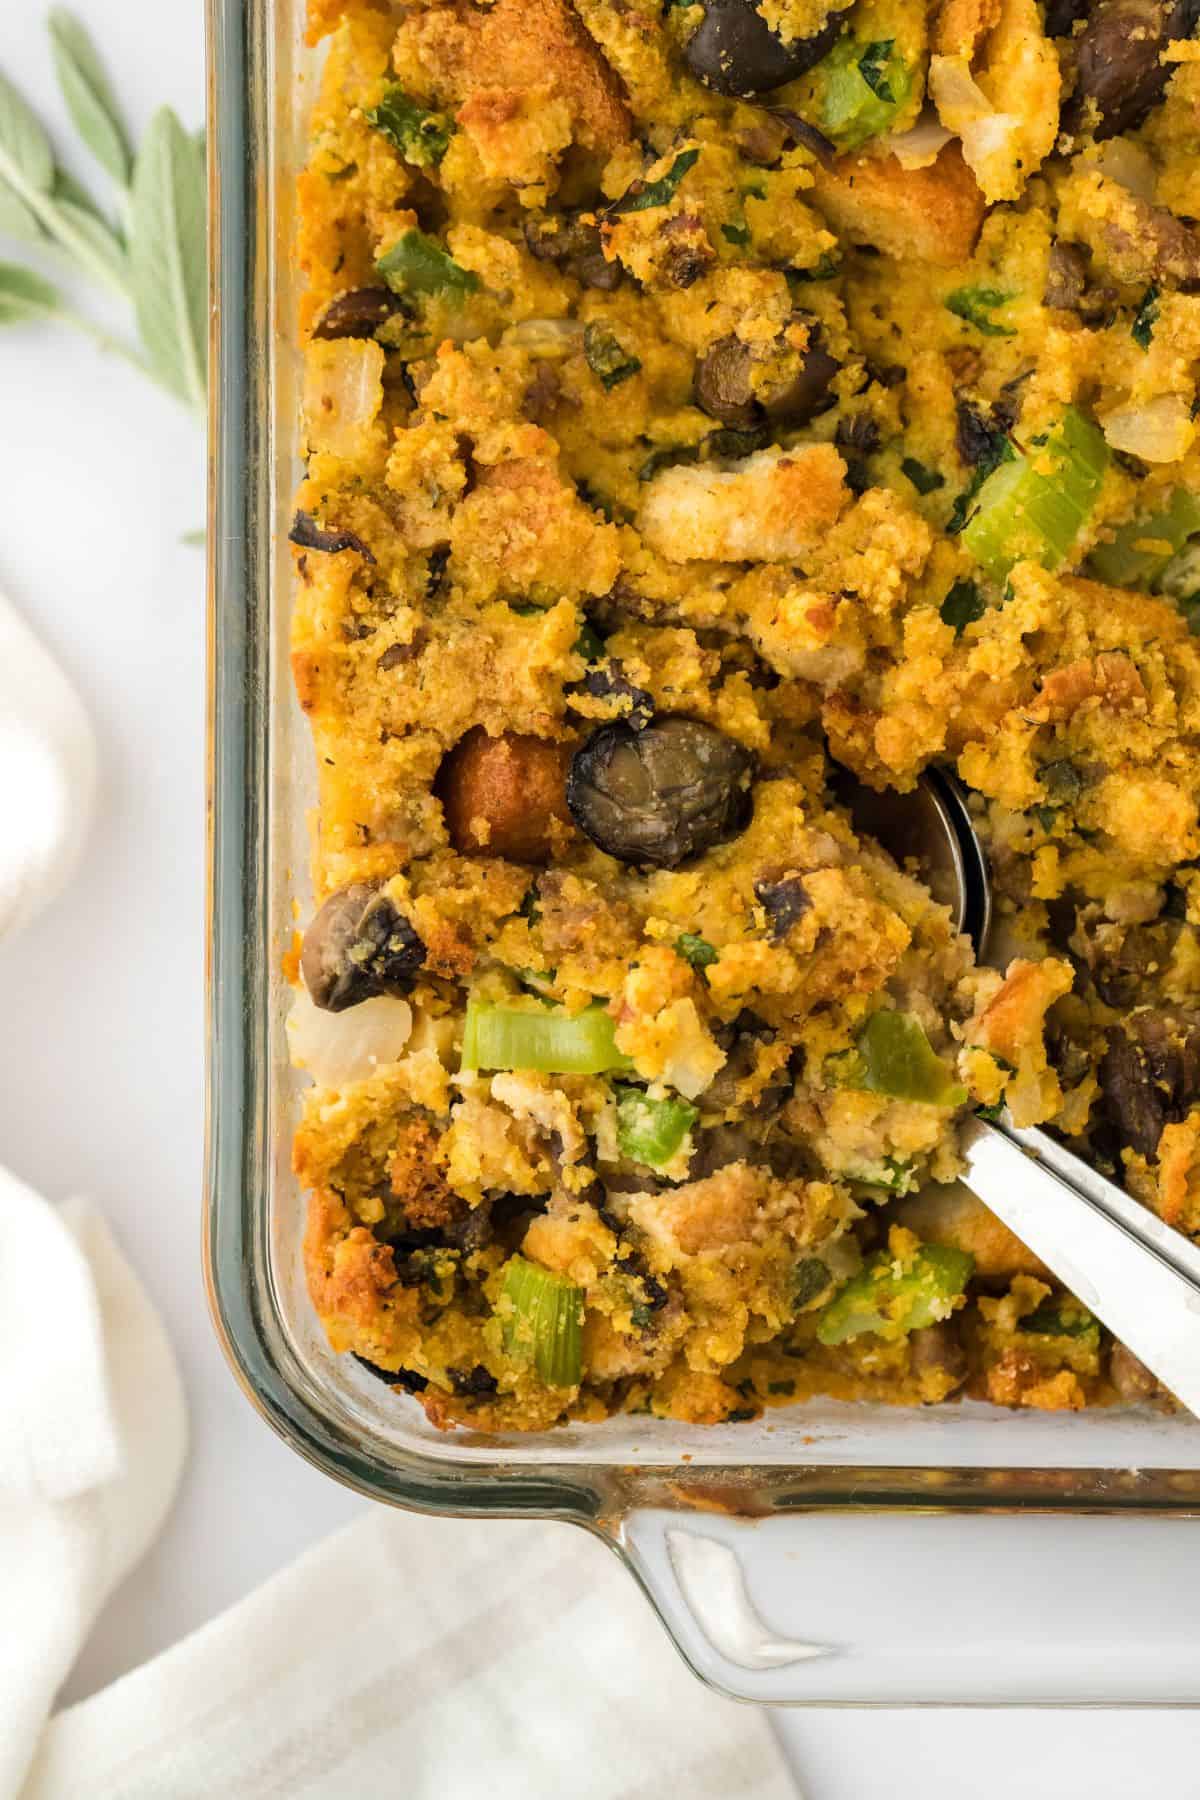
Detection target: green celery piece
<box><xmin>608</xmin><ymin>147</ymin><xmax>699</xmax><ymax>215</ymax></box>
<box><xmin>377</xmin><ymin>228</ymin><xmax>480</xmax><ymax>300</ymax></box>
<box><xmin>817</xmin><ymin>1244</ymin><xmax>974</xmax><ymax>1345</ymax></box>
<box><xmin>365</xmin><ymin>85</ymin><xmax>452</xmax><ymax>167</ymax></box>
<box><xmin>1086</xmin><ymin>486</ymin><xmax>1200</xmax><ymax>590</ymax></box>
<box><xmin>616</xmin><ymin>1086</ymin><xmax>698</xmax><ymax>1168</ymax></box>
<box><xmin>856</xmin><ymin>1010</ymin><xmax>967</xmax><ymax>1108</ymax></box>
<box><xmin>461</xmin><ymin>998</ymin><xmax>632</xmax><ymax>1075</ymax></box>
<box><xmin>500</xmin><ymin>1256</ymin><xmax>584</xmax><ymax>1386</ymax></box>
<box><xmin>961</xmin><ymin>407</ymin><xmax>1110</xmax><ymax>582</ymax></box>
<box><xmin>819</xmin><ymin>36</ymin><xmax>912</xmax><ymax>149</ymax></box>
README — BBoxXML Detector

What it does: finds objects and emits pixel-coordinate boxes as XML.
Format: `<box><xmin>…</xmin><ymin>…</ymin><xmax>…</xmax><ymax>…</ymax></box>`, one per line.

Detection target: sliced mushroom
<box><xmin>1099</xmin><ymin>1005</ymin><xmax>1200</xmax><ymax>1158</ymax></box>
<box><xmin>909</xmin><ymin>1320</ymin><xmax>967</xmax><ymax>1392</ymax></box>
<box><xmin>437</xmin><ymin>727</ymin><xmax>573</xmax><ymax>862</ymax></box>
<box><xmin>566</xmin><ymin>716</ymin><xmax>755</xmax><ymax>868</ymax></box>
<box><xmin>694</xmin><ymin>320</ymin><xmax>839</xmax><ymax>430</ymax></box>
<box><xmin>301</xmin><ymin>884</ymin><xmax>427</xmax><ymax>1013</ymax></box>
<box><xmin>523</xmin><ymin>212</ymin><xmax>621</xmax><ymax>290</ymax></box>
<box><xmin>1067</xmin><ymin>0</ymin><xmax>1199</xmax><ymax>140</ymax></box>
<box><xmin>684</xmin><ymin>0</ymin><xmax>846</xmax><ymax>97</ymax></box>
<box><xmin>312</xmin><ymin>287</ymin><xmax>406</xmax><ymax>341</ymax></box>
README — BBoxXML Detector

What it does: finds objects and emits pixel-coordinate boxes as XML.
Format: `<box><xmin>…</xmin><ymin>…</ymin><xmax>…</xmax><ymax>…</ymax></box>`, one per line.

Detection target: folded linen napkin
<box><xmin>23</xmin><ymin>1503</ymin><xmax>796</xmax><ymax>1800</ymax></box>
<box><xmin>0</xmin><ymin>1172</ymin><xmax>187</xmax><ymax>1798</ymax></box>
<box><xmin>0</xmin><ymin>589</ymin><xmax>97</xmax><ymax>943</ymax></box>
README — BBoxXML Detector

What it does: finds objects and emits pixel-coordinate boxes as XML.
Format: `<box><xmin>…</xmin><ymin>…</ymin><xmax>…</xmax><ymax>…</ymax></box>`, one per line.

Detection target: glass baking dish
<box><xmin>205</xmin><ymin>0</ymin><xmax>1200</xmax><ymax>1704</ymax></box>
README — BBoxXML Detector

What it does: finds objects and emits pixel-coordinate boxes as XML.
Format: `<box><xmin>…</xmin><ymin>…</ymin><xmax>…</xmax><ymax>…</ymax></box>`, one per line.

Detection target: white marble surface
<box><xmin>0</xmin><ymin>3</ymin><xmax>1195</xmax><ymax>1794</ymax></box>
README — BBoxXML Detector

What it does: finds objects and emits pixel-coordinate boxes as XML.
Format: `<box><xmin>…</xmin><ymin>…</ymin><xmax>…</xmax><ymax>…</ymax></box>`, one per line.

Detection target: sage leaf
<box><xmin>0</xmin><ymin>181</ymin><xmax>44</xmax><ymax>243</ymax></box>
<box><xmin>129</xmin><ymin>107</ymin><xmax>207</xmax><ymax>410</ymax></box>
<box><xmin>0</xmin><ymin>261</ymin><xmax>63</xmax><ymax>325</ymax></box>
<box><xmin>56</xmin><ymin>193</ymin><xmax>127</xmax><ymax>285</ymax></box>
<box><xmin>48</xmin><ymin>9</ymin><xmax>133</xmax><ymax>187</ymax></box>
<box><xmin>0</xmin><ymin>68</ymin><xmax>55</xmax><ymax>196</ymax></box>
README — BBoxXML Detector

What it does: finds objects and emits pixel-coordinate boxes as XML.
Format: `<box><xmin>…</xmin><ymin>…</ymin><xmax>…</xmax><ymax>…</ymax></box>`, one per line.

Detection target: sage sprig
<box><xmin>0</xmin><ymin>10</ymin><xmax>206</xmax><ymax>415</ymax></box>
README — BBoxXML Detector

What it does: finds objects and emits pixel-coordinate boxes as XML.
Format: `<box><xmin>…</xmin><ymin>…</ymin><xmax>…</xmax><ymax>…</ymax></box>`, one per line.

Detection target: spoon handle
<box><xmin>960</xmin><ymin>1117</ymin><xmax>1200</xmax><ymax>1418</ymax></box>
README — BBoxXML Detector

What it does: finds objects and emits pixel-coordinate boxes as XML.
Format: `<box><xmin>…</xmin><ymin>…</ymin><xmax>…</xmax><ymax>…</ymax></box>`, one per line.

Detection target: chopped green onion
<box><xmin>816</xmin><ymin>1244</ymin><xmax>973</xmax><ymax>1345</ymax></box>
<box><xmin>960</xmin><ymin>406</ymin><xmax>1110</xmax><ymax>582</ymax></box>
<box><xmin>1086</xmin><ymin>485</ymin><xmax>1200</xmax><ymax>589</ymax></box>
<box><xmin>676</xmin><ymin>932</ymin><xmax>718</xmax><ymax>968</ymax></box>
<box><xmin>818</xmin><ymin>36</ymin><xmax>912</xmax><ymax>149</ymax></box>
<box><xmin>583</xmin><ymin>322</ymin><xmax>642</xmax><ymax>391</ymax></box>
<box><xmin>500</xmin><ymin>1255</ymin><xmax>584</xmax><ymax>1386</ymax></box>
<box><xmin>608</xmin><ymin>147</ymin><xmax>699</xmax><ymax>216</ymax></box>
<box><xmin>1132</xmin><ymin>283</ymin><xmax>1160</xmax><ymax>352</ymax></box>
<box><xmin>940</xmin><ymin>577</ymin><xmax>987</xmax><ymax>634</ymax></box>
<box><xmin>461</xmin><ymin>998</ymin><xmax>632</xmax><ymax>1074</ymax></box>
<box><xmin>853</xmin><ymin>1010</ymin><xmax>967</xmax><ymax>1108</ymax></box>
<box><xmin>365</xmin><ymin>86</ymin><xmax>452</xmax><ymax>168</ymax></box>
<box><xmin>945</xmin><ymin>286</ymin><xmax>1017</xmax><ymax>338</ymax></box>
<box><xmin>901</xmin><ymin>455</ymin><xmax>945</xmax><ymax>496</ymax></box>
<box><xmin>616</xmin><ymin>1086</ymin><xmax>698</xmax><ymax>1168</ymax></box>
<box><xmin>377</xmin><ymin>229</ymin><xmax>480</xmax><ymax>300</ymax></box>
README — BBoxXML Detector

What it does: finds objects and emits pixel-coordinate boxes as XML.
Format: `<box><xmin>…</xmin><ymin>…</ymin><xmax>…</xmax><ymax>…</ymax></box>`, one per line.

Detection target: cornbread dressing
<box><xmin>290</xmin><ymin>0</ymin><xmax>1200</xmax><ymax>1430</ymax></box>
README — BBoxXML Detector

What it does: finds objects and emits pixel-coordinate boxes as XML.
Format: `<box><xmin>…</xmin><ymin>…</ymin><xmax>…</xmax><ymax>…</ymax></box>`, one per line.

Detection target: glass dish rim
<box><xmin>203</xmin><ymin>0</ymin><xmax>1200</xmax><ymax>1538</ymax></box>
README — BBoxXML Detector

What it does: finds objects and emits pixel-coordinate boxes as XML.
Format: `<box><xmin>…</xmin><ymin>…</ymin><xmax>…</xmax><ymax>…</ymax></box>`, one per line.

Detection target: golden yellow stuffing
<box><xmin>289</xmin><ymin>0</ymin><xmax>1200</xmax><ymax>1430</ymax></box>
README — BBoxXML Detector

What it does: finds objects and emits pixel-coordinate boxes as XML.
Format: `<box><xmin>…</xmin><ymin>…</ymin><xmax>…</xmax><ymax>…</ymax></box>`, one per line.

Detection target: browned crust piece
<box><xmin>405</xmin><ymin>0</ymin><xmax>632</xmax><ymax>158</ymax></box>
<box><xmin>809</xmin><ymin>144</ymin><xmax>987</xmax><ymax>268</ymax></box>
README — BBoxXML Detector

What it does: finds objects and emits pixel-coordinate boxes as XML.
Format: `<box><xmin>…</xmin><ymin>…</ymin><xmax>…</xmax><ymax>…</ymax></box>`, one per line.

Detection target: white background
<box><xmin>1</xmin><ymin>3</ymin><xmax>1197</xmax><ymax>1794</ymax></box>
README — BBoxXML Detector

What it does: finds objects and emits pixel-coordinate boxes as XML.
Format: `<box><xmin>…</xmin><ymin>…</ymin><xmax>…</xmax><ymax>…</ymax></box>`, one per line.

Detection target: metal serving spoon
<box><xmin>840</xmin><ymin>765</ymin><xmax>1200</xmax><ymax>1418</ymax></box>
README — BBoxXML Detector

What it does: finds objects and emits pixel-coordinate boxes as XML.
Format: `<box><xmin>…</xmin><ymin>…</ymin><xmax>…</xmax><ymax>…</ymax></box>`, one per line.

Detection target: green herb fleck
<box><xmin>574</xmin><ymin>622</ymin><xmax>606</xmax><ymax>661</ymax></box>
<box><xmin>721</xmin><ymin>220</ymin><xmax>751</xmax><ymax>247</ymax></box>
<box><xmin>583</xmin><ymin>321</ymin><xmax>642</xmax><ymax>390</ymax></box>
<box><xmin>768</xmin><ymin>1378</ymin><xmax>796</xmax><ymax>1396</ymax></box>
<box><xmin>793</xmin><ymin>1256</ymin><xmax>832</xmax><ymax>1309</ymax></box>
<box><xmin>365</xmin><ymin>85</ymin><xmax>452</xmax><ymax>168</ymax></box>
<box><xmin>901</xmin><ymin>455</ymin><xmax>945</xmax><ymax>495</ymax></box>
<box><xmin>377</xmin><ymin>228</ymin><xmax>480</xmax><ymax>300</ymax></box>
<box><xmin>858</xmin><ymin>38</ymin><xmax>897</xmax><ymax>102</ymax></box>
<box><xmin>945</xmin><ymin>286</ymin><xmax>1017</xmax><ymax>338</ymax></box>
<box><xmin>939</xmin><ymin>577</ymin><xmax>987</xmax><ymax>633</ymax></box>
<box><xmin>608</xmin><ymin>147</ymin><xmax>700</xmax><ymax>216</ymax></box>
<box><xmin>787</xmin><ymin>252</ymin><xmax>842</xmax><ymax>284</ymax></box>
<box><xmin>676</xmin><ymin>932</ymin><xmax>718</xmax><ymax>968</ymax></box>
<box><xmin>1132</xmin><ymin>282</ymin><xmax>1160</xmax><ymax>351</ymax></box>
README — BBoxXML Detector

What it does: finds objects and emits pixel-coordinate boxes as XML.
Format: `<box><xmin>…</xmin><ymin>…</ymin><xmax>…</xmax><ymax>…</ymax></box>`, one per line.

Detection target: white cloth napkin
<box><xmin>0</xmin><ymin>1172</ymin><xmax>187</xmax><ymax>1797</ymax></box>
<box><xmin>0</xmin><ymin>590</ymin><xmax>97</xmax><ymax>942</ymax></box>
<box><xmin>23</xmin><ymin>1505</ymin><xmax>795</xmax><ymax>1800</ymax></box>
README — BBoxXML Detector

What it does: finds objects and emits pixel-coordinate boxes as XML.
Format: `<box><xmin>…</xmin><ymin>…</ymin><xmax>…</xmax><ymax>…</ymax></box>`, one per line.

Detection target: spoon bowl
<box><xmin>832</xmin><ymin>757</ymin><xmax>1200</xmax><ymax>1419</ymax></box>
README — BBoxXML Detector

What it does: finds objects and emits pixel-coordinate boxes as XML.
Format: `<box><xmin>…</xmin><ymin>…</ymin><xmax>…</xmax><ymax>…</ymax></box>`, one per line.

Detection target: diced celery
<box><xmin>500</xmin><ymin>1256</ymin><xmax>584</xmax><ymax>1386</ymax></box>
<box><xmin>461</xmin><ymin>998</ymin><xmax>632</xmax><ymax>1075</ymax></box>
<box><xmin>1086</xmin><ymin>486</ymin><xmax>1200</xmax><ymax>590</ymax></box>
<box><xmin>961</xmin><ymin>407</ymin><xmax>1110</xmax><ymax>582</ymax></box>
<box><xmin>816</xmin><ymin>1244</ymin><xmax>973</xmax><ymax>1345</ymax></box>
<box><xmin>854</xmin><ymin>1010</ymin><xmax>967</xmax><ymax>1108</ymax></box>
<box><xmin>616</xmin><ymin>1086</ymin><xmax>698</xmax><ymax>1168</ymax></box>
<box><xmin>818</xmin><ymin>36</ymin><xmax>912</xmax><ymax>149</ymax></box>
<box><xmin>377</xmin><ymin>229</ymin><xmax>480</xmax><ymax>300</ymax></box>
